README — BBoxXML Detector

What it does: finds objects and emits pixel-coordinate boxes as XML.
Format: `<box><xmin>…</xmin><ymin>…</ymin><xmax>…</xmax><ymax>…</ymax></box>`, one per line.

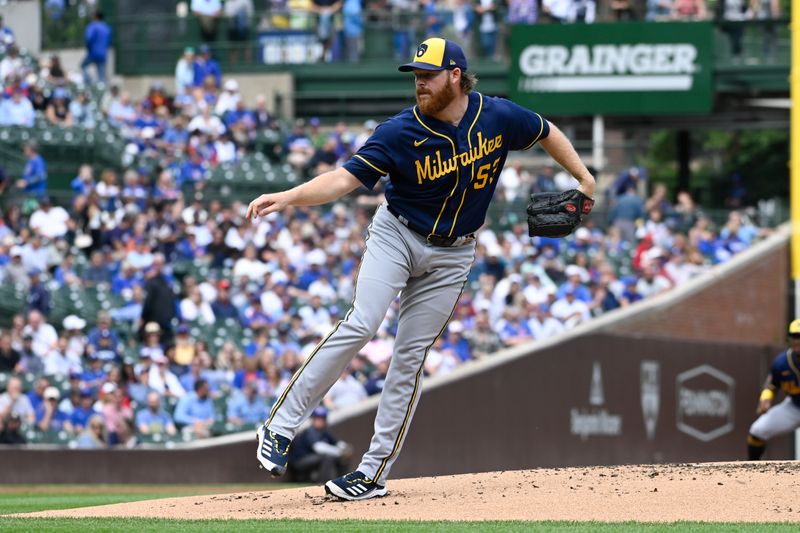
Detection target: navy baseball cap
<box><xmin>399</xmin><ymin>38</ymin><xmax>468</xmax><ymax>72</ymax></box>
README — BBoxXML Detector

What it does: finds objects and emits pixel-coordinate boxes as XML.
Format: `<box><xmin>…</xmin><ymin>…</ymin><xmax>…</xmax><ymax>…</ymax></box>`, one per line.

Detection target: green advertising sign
<box><xmin>509</xmin><ymin>22</ymin><xmax>713</xmax><ymax>115</ymax></box>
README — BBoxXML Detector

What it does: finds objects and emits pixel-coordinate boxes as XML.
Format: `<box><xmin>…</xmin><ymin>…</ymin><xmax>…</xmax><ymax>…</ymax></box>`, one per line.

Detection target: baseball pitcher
<box><xmin>248</xmin><ymin>37</ymin><xmax>595</xmax><ymax>500</ymax></box>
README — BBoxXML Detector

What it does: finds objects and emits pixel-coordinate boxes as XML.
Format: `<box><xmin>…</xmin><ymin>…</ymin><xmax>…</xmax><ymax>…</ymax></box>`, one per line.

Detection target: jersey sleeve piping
<box><xmin>521</xmin><ymin>113</ymin><xmax>547</xmax><ymax>151</ymax></box>
<box><xmin>353</xmin><ymin>154</ymin><xmax>388</xmax><ymax>176</ymax></box>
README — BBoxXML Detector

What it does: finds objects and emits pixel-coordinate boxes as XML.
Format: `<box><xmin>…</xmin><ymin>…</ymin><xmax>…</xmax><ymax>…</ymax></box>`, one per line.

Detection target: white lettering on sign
<box><xmin>518</xmin><ymin>44</ymin><xmax>698</xmax><ymax>92</ymax></box>
<box><xmin>570</xmin><ymin>408</ymin><xmax>623</xmax><ymax>440</ymax></box>
<box><xmin>569</xmin><ymin>362</ymin><xmax>623</xmax><ymax>440</ymax></box>
<box><xmin>679</xmin><ymin>389</ymin><xmax>731</xmax><ymax>417</ymax></box>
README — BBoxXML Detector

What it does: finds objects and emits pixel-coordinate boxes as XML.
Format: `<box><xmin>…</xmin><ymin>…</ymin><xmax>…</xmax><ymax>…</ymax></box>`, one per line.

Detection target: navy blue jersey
<box><xmin>344</xmin><ymin>92</ymin><xmax>549</xmax><ymax>237</ymax></box>
<box><xmin>765</xmin><ymin>350</ymin><xmax>800</xmax><ymax>407</ymax></box>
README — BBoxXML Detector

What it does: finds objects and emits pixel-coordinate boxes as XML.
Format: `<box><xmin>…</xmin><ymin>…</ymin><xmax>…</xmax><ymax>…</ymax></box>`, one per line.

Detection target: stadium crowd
<box><xmin>0</xmin><ymin>9</ymin><xmax>771</xmax><ymax>448</ymax></box>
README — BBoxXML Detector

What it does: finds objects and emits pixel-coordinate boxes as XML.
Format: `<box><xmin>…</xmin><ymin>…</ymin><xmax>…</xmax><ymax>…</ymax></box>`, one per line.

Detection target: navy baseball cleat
<box><xmin>256</xmin><ymin>424</ymin><xmax>291</xmax><ymax>477</ymax></box>
<box><xmin>324</xmin><ymin>471</ymin><xmax>388</xmax><ymax>501</ymax></box>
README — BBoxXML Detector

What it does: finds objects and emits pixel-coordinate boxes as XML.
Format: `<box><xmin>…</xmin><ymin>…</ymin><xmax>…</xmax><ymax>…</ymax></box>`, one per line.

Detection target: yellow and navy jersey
<box><xmin>343</xmin><ymin>92</ymin><xmax>549</xmax><ymax>237</ymax></box>
<box><xmin>766</xmin><ymin>350</ymin><xmax>800</xmax><ymax>407</ymax></box>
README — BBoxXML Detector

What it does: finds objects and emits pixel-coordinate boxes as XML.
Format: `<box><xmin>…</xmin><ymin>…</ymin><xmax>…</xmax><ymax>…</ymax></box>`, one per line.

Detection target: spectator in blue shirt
<box><xmin>210</xmin><ymin>280</ymin><xmax>240</xmax><ymax>323</ymax></box>
<box><xmin>441</xmin><ymin>321</ymin><xmax>472</xmax><ymax>362</ymax></box>
<box><xmin>70</xmin><ymin>165</ymin><xmax>94</xmax><ymax>197</ymax></box>
<box><xmin>621</xmin><ymin>277</ymin><xmax>644</xmax><ymax>305</ymax></box>
<box><xmin>27</xmin><ymin>268</ymin><xmax>51</xmax><ymax>316</ymax></box>
<box><xmin>226</xmin><ymin>381</ymin><xmax>269</xmax><ymax>427</ymax></box>
<box><xmin>81</xmin><ymin>355</ymin><xmax>108</xmax><ymax>391</ymax></box>
<box><xmin>556</xmin><ymin>265</ymin><xmax>592</xmax><ymax>303</ymax></box>
<box><xmin>0</xmin><ymin>86</ymin><xmax>35</xmax><ymax>127</ymax></box>
<box><xmin>74</xmin><ymin>414</ymin><xmax>107</xmax><ymax>449</ymax></box>
<box><xmin>81</xmin><ymin>11</ymin><xmax>112</xmax><ymax>84</ymax></box>
<box><xmin>177</xmin><ymin>151</ymin><xmax>207</xmax><ymax>187</ymax></box>
<box><xmin>192</xmin><ymin>44</ymin><xmax>221</xmax><ymax>88</ymax></box>
<box><xmin>27</xmin><ymin>377</ymin><xmax>49</xmax><ymax>413</ymax></box>
<box><xmin>136</xmin><ymin>391</ymin><xmax>177</xmax><ymax>436</ymax></box>
<box><xmin>0</xmin><ymin>15</ymin><xmax>14</xmax><ymax>47</ymax></box>
<box><xmin>174</xmin><ymin>379</ymin><xmax>214</xmax><ymax>438</ymax></box>
<box><xmin>111</xmin><ymin>262</ymin><xmax>142</xmax><ymax>295</ymax></box>
<box><xmin>37</xmin><ymin>386</ymin><xmax>72</xmax><ymax>433</ymax></box>
<box><xmin>87</xmin><ymin>312</ymin><xmax>122</xmax><ymax>362</ymax></box>
<box><xmin>69</xmin><ymin>389</ymin><xmax>97</xmax><ymax>432</ymax></box>
<box><xmin>16</xmin><ymin>142</ymin><xmax>47</xmax><ymax>197</ymax></box>
<box><xmin>269</xmin><ymin>323</ymin><xmax>302</xmax><ymax>358</ymax></box>
<box><xmin>609</xmin><ymin>186</ymin><xmax>646</xmax><ymax>243</ymax></box>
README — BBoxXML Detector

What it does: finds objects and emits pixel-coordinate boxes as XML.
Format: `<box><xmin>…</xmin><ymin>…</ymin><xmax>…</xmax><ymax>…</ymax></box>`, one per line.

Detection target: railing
<box><xmin>53</xmin><ymin>8</ymin><xmax>784</xmax><ymax>76</ymax></box>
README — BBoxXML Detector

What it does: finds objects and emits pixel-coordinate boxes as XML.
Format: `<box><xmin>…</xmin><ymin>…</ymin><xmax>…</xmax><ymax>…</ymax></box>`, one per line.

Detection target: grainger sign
<box><xmin>509</xmin><ymin>22</ymin><xmax>713</xmax><ymax>115</ymax></box>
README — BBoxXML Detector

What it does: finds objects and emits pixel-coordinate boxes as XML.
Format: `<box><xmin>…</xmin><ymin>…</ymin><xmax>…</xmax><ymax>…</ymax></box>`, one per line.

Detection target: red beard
<box><xmin>416</xmin><ymin>77</ymin><xmax>455</xmax><ymax>117</ymax></box>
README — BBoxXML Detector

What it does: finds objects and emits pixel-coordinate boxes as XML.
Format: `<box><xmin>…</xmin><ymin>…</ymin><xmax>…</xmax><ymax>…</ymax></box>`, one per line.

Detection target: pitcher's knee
<box><xmin>342</xmin><ymin>310</ymin><xmax>382</xmax><ymax>344</ymax></box>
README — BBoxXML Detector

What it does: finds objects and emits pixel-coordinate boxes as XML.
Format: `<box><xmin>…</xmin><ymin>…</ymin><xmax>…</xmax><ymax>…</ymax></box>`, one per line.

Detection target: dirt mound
<box><xmin>19</xmin><ymin>462</ymin><xmax>800</xmax><ymax>522</ymax></box>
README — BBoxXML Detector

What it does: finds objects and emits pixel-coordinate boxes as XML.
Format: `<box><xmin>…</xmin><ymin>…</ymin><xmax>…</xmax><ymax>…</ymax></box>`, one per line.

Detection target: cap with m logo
<box><xmin>398</xmin><ymin>38</ymin><xmax>468</xmax><ymax>72</ymax></box>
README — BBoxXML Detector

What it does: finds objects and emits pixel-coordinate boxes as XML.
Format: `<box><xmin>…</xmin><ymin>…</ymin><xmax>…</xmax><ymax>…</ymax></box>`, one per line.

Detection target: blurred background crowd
<box><xmin>0</xmin><ymin>2</ymin><xmax>777</xmax><ymax>449</ymax></box>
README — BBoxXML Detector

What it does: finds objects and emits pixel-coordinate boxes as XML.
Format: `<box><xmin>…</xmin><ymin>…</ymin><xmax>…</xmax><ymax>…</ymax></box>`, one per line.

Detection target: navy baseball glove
<box><xmin>526</xmin><ymin>189</ymin><xmax>594</xmax><ymax>238</ymax></box>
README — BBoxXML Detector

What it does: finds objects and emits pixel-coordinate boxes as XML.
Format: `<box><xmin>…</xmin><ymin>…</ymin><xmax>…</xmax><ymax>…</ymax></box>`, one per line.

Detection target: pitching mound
<box><xmin>20</xmin><ymin>462</ymin><xmax>800</xmax><ymax>522</ymax></box>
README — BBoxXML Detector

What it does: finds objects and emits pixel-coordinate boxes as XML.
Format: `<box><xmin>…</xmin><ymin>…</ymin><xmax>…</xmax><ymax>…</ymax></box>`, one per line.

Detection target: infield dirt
<box><xmin>20</xmin><ymin>462</ymin><xmax>800</xmax><ymax>522</ymax></box>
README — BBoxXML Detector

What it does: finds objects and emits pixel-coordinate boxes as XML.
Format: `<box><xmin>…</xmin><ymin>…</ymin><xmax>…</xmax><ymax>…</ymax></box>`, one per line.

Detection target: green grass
<box><xmin>0</xmin><ymin>484</ymin><xmax>304</xmax><ymax>515</ymax></box>
<box><xmin>0</xmin><ymin>519</ymin><xmax>798</xmax><ymax>532</ymax></box>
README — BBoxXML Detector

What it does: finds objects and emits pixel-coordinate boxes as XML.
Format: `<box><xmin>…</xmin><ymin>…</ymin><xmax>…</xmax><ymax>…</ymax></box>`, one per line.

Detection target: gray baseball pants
<box><xmin>749</xmin><ymin>397</ymin><xmax>800</xmax><ymax>440</ymax></box>
<box><xmin>265</xmin><ymin>203</ymin><xmax>475</xmax><ymax>484</ymax></box>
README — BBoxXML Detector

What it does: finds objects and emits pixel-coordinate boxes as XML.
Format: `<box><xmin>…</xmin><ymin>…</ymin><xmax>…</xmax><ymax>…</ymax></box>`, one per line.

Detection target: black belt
<box><xmin>387</xmin><ymin>205</ymin><xmax>475</xmax><ymax>247</ymax></box>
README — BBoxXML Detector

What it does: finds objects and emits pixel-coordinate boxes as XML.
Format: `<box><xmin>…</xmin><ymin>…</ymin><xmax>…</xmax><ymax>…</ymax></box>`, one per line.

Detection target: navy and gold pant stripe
<box><xmin>372</xmin><ymin>279</ymin><xmax>468</xmax><ymax>483</ymax></box>
<box><xmin>263</xmin><ymin>220</ymin><xmax>374</xmax><ymax>431</ymax></box>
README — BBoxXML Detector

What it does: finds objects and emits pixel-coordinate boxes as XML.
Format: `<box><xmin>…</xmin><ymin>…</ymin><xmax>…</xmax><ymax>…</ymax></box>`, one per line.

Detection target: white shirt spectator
<box><xmin>214</xmin><ymin>137</ymin><xmax>237</xmax><ymax>163</ymax></box>
<box><xmin>188</xmin><ymin>113</ymin><xmax>225</xmax><ymax>137</ymax></box>
<box><xmin>664</xmin><ymin>257</ymin><xmax>702</xmax><ymax>286</ymax></box>
<box><xmin>325</xmin><ymin>374</ymin><xmax>366</xmax><ymax>409</ymax></box>
<box><xmin>175</xmin><ymin>57</ymin><xmax>194</xmax><ymax>96</ymax></box>
<box><xmin>478</xmin><ymin>0</ymin><xmax>498</xmax><ymax>32</ymax></box>
<box><xmin>308</xmin><ymin>278</ymin><xmax>337</xmax><ymax>304</ymax></box>
<box><xmin>29</xmin><ymin>205</ymin><xmax>70</xmax><ymax>239</ymax></box>
<box><xmin>636</xmin><ymin>274</ymin><xmax>672</xmax><ymax>298</ymax></box>
<box><xmin>0</xmin><ymin>392</ymin><xmax>34</xmax><ymax>422</ymax></box>
<box><xmin>543</xmin><ymin>0</ymin><xmax>572</xmax><ymax>20</ymax></box>
<box><xmin>43</xmin><ymin>348</ymin><xmax>81</xmax><ymax>377</ymax></box>
<box><xmin>66</xmin><ymin>335</ymin><xmax>88</xmax><ymax>362</ymax></box>
<box><xmin>148</xmin><ymin>365</ymin><xmax>186</xmax><ymax>398</ymax></box>
<box><xmin>215</xmin><ymin>83</ymin><xmax>241</xmax><ymax>116</ymax></box>
<box><xmin>190</xmin><ymin>223</ymin><xmax>214</xmax><ymax>247</ymax></box>
<box><xmin>260</xmin><ymin>290</ymin><xmax>285</xmax><ymax>319</ymax></box>
<box><xmin>233</xmin><ymin>257</ymin><xmax>269</xmax><ymax>281</ymax></box>
<box><xmin>0</xmin><ymin>95</ymin><xmax>34</xmax><ymax>126</ymax></box>
<box><xmin>180</xmin><ymin>296</ymin><xmax>216</xmax><ymax>324</ymax></box>
<box><xmin>198</xmin><ymin>279</ymin><xmax>218</xmax><ymax>304</ymax></box>
<box><xmin>0</xmin><ymin>54</ymin><xmax>23</xmax><ymax>82</ymax></box>
<box><xmin>23</xmin><ymin>323</ymin><xmax>58</xmax><ymax>358</ymax></box>
<box><xmin>224</xmin><ymin>226</ymin><xmax>249</xmax><ymax>251</ymax></box>
<box><xmin>298</xmin><ymin>304</ymin><xmax>332</xmax><ymax>331</ymax></box>
<box><xmin>499</xmin><ymin>167</ymin><xmax>522</xmax><ymax>202</ymax></box>
<box><xmin>20</xmin><ymin>244</ymin><xmax>49</xmax><ymax>274</ymax></box>
<box><xmin>549</xmin><ymin>296</ymin><xmax>591</xmax><ymax>328</ymax></box>
<box><xmin>523</xmin><ymin>282</ymin><xmax>551</xmax><ymax>307</ymax></box>
<box><xmin>554</xmin><ymin>170</ymin><xmax>580</xmax><ymax>191</ymax></box>
<box><xmin>191</xmin><ymin>0</ymin><xmax>222</xmax><ymax>16</ymax></box>
<box><xmin>108</xmin><ymin>99</ymin><xmax>136</xmax><ymax>126</ymax></box>
<box><xmin>127</xmin><ymin>250</ymin><xmax>154</xmax><ymax>270</ymax></box>
<box><xmin>528</xmin><ymin>315</ymin><xmax>566</xmax><ymax>340</ymax></box>
<box><xmin>424</xmin><ymin>346</ymin><xmax>460</xmax><ymax>377</ymax></box>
